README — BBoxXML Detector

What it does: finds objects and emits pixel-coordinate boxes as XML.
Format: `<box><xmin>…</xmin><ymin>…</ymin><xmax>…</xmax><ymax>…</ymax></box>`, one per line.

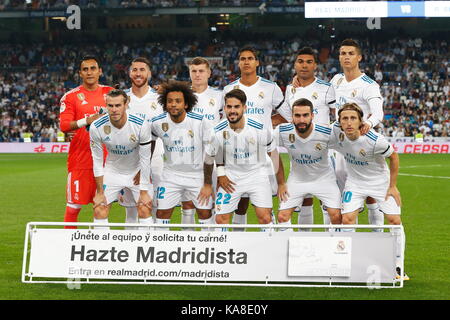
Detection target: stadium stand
<box><xmin>0</xmin><ymin>32</ymin><xmax>448</xmax><ymax>142</ymax></box>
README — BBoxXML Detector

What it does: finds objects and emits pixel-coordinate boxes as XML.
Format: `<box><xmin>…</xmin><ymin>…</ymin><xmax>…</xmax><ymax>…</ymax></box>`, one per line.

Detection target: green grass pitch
<box><xmin>1</xmin><ymin>153</ymin><xmax>449</xmax><ymax>300</ymax></box>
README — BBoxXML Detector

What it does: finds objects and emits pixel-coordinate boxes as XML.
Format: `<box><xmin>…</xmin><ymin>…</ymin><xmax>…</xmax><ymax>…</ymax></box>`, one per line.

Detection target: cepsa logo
<box><xmin>33</xmin><ymin>144</ymin><xmax>70</xmax><ymax>153</ymax></box>
<box><xmin>393</xmin><ymin>143</ymin><xmax>450</xmax><ymax>154</ymax></box>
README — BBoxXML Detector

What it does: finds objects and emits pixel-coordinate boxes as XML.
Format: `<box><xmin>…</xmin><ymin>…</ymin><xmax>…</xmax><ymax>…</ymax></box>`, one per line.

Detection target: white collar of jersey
<box><xmin>238</xmin><ymin>76</ymin><xmax>260</xmax><ymax>87</ymax></box>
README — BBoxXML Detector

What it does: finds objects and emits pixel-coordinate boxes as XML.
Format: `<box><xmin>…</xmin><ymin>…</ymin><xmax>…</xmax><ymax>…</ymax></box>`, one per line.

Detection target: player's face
<box><xmin>239</xmin><ymin>51</ymin><xmax>259</xmax><ymax>75</ymax></box>
<box><xmin>166</xmin><ymin>91</ymin><xmax>187</xmax><ymax>118</ymax></box>
<box><xmin>106</xmin><ymin>95</ymin><xmax>128</xmax><ymax>123</ymax></box>
<box><xmin>224</xmin><ymin>97</ymin><xmax>246</xmax><ymax>124</ymax></box>
<box><xmin>189</xmin><ymin>64</ymin><xmax>211</xmax><ymax>87</ymax></box>
<box><xmin>292</xmin><ymin>105</ymin><xmax>313</xmax><ymax>133</ymax></box>
<box><xmin>339</xmin><ymin>46</ymin><xmax>362</xmax><ymax>70</ymax></box>
<box><xmin>294</xmin><ymin>54</ymin><xmax>316</xmax><ymax>80</ymax></box>
<box><xmin>339</xmin><ymin>110</ymin><xmax>362</xmax><ymax>137</ymax></box>
<box><xmin>129</xmin><ymin>62</ymin><xmax>151</xmax><ymax>88</ymax></box>
<box><xmin>79</xmin><ymin>59</ymin><xmax>102</xmax><ymax>86</ymax></box>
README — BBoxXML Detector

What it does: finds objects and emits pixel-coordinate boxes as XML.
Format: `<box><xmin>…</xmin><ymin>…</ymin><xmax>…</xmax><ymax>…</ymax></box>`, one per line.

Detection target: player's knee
<box><xmin>138</xmin><ymin>206</ymin><xmax>151</xmax><ymax>219</ymax></box>
<box><xmin>277</xmin><ymin>210</ymin><xmax>291</xmax><ymax>223</ymax></box>
<box><xmin>197</xmin><ymin>209</ymin><xmax>212</xmax><ymax>220</ymax></box>
<box><xmin>328</xmin><ymin>209</ymin><xmax>342</xmax><ymax>224</ymax></box>
<box><xmin>215</xmin><ymin>214</ymin><xmax>230</xmax><ymax>224</ymax></box>
<box><xmin>182</xmin><ymin>201</ymin><xmax>195</xmax><ymax>210</ymax></box>
<box><xmin>386</xmin><ymin>215</ymin><xmax>401</xmax><ymax>225</ymax></box>
<box><xmin>94</xmin><ymin>207</ymin><xmax>108</xmax><ymax>220</ymax></box>
<box><xmin>342</xmin><ymin>213</ymin><xmax>355</xmax><ymax>224</ymax></box>
<box><xmin>258</xmin><ymin>213</ymin><xmax>272</xmax><ymax>225</ymax></box>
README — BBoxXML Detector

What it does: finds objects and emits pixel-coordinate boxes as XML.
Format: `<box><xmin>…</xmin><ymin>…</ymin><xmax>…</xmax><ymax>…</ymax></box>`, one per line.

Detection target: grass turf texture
<box><xmin>1</xmin><ymin>153</ymin><xmax>449</xmax><ymax>300</ymax></box>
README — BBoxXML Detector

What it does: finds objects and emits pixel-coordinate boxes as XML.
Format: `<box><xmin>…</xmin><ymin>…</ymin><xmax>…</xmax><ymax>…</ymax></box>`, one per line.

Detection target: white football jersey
<box><xmin>206</xmin><ymin>116</ymin><xmax>274</xmax><ymax>185</ymax></box>
<box><xmin>223</xmin><ymin>77</ymin><xmax>284</xmax><ymax>130</ymax></box>
<box><xmin>279</xmin><ymin>78</ymin><xmax>335</xmax><ymax>125</ymax></box>
<box><xmin>274</xmin><ymin>123</ymin><xmax>336</xmax><ymax>182</ymax></box>
<box><xmin>90</xmin><ymin>112</ymin><xmax>152</xmax><ymax>189</ymax></box>
<box><xmin>330</xmin><ymin>124</ymin><xmax>394</xmax><ymax>188</ymax></box>
<box><xmin>330</xmin><ymin>73</ymin><xmax>383</xmax><ymax>127</ymax></box>
<box><xmin>151</xmin><ymin>112</ymin><xmax>211</xmax><ymax>178</ymax></box>
<box><xmin>192</xmin><ymin>86</ymin><xmax>223</xmax><ymax>126</ymax></box>
<box><xmin>126</xmin><ymin>87</ymin><xmax>164</xmax><ymax>169</ymax></box>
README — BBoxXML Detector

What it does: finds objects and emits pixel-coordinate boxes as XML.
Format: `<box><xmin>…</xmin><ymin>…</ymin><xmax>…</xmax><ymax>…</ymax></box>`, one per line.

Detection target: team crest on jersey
<box><xmin>359</xmin><ymin>149</ymin><xmax>366</xmax><ymax>157</ymax></box>
<box><xmin>151</xmin><ymin>102</ymin><xmax>157</xmax><ymax>110</ymax></box>
<box><xmin>339</xmin><ymin>132</ymin><xmax>345</xmax><ymax>142</ymax></box>
<box><xmin>162</xmin><ymin>123</ymin><xmax>169</xmax><ymax>132</ymax></box>
<box><xmin>188</xmin><ymin>130</ymin><xmax>194</xmax><ymax>138</ymax></box>
<box><xmin>351</xmin><ymin>89</ymin><xmax>357</xmax><ymax>98</ymax></box>
<box><xmin>209</xmin><ymin>99</ymin><xmax>215</xmax><ymax>106</ymax></box>
<box><xmin>77</xmin><ymin>93</ymin><xmax>85</xmax><ymax>101</ymax></box>
<box><xmin>104</xmin><ymin>125</ymin><xmax>111</xmax><ymax>135</ymax></box>
<box><xmin>129</xmin><ymin>134</ymin><xmax>137</xmax><ymax>143</ymax></box>
<box><xmin>233</xmin><ymin>85</ymin><xmax>239</xmax><ymax>90</ymax></box>
<box><xmin>291</xmin><ymin>87</ymin><xmax>296</xmax><ymax>94</ymax></box>
<box><xmin>258</xmin><ymin>91</ymin><xmax>264</xmax><ymax>99</ymax></box>
<box><xmin>60</xmin><ymin>102</ymin><xmax>66</xmax><ymax>113</ymax></box>
<box><xmin>315</xmin><ymin>143</ymin><xmax>323</xmax><ymax>151</ymax></box>
<box><xmin>337</xmin><ymin>78</ymin><xmax>343</xmax><ymax>86</ymax></box>
<box><xmin>223</xmin><ymin>131</ymin><xmax>230</xmax><ymax>140</ymax></box>
<box><xmin>312</xmin><ymin>92</ymin><xmax>318</xmax><ymax>100</ymax></box>
<box><xmin>247</xmin><ymin>137</ymin><xmax>255</xmax><ymax>145</ymax></box>
<box><xmin>289</xmin><ymin>134</ymin><xmax>295</xmax><ymax>143</ymax></box>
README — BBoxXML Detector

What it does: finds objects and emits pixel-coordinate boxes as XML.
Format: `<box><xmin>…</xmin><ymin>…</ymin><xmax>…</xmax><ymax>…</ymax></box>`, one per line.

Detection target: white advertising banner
<box><xmin>288</xmin><ymin>237</ymin><xmax>352</xmax><ymax>277</ymax></box>
<box><xmin>0</xmin><ymin>142</ymin><xmax>70</xmax><ymax>153</ymax></box>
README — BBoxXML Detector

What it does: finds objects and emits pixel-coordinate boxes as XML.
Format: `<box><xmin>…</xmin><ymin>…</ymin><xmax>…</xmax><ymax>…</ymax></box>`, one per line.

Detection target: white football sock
<box><xmin>125</xmin><ymin>207</ymin><xmax>138</xmax><ymax>230</ymax></box>
<box><xmin>298</xmin><ymin>205</ymin><xmax>313</xmax><ymax>232</ymax></box>
<box><xmin>93</xmin><ymin>218</ymin><xmax>109</xmax><ymax>230</ymax></box>
<box><xmin>181</xmin><ymin>208</ymin><xmax>196</xmax><ymax>231</ymax></box>
<box><xmin>368</xmin><ymin>203</ymin><xmax>384</xmax><ymax>232</ymax></box>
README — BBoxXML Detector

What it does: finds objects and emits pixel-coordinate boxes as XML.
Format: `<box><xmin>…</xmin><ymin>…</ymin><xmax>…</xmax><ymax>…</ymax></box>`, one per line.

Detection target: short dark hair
<box><xmin>239</xmin><ymin>46</ymin><xmax>258</xmax><ymax>60</ymax></box>
<box><xmin>224</xmin><ymin>89</ymin><xmax>247</xmax><ymax>106</ymax></box>
<box><xmin>340</xmin><ymin>39</ymin><xmax>362</xmax><ymax>55</ymax></box>
<box><xmin>338</xmin><ymin>103</ymin><xmax>364</xmax><ymax>122</ymax></box>
<box><xmin>106</xmin><ymin>89</ymin><xmax>128</xmax><ymax>104</ymax></box>
<box><xmin>292</xmin><ymin>98</ymin><xmax>314</xmax><ymax>114</ymax></box>
<box><xmin>158</xmin><ymin>81</ymin><xmax>197</xmax><ymax>113</ymax></box>
<box><xmin>130</xmin><ymin>57</ymin><xmax>151</xmax><ymax>69</ymax></box>
<box><xmin>79</xmin><ymin>55</ymin><xmax>101</xmax><ymax>70</ymax></box>
<box><xmin>297</xmin><ymin>47</ymin><xmax>318</xmax><ymax>63</ymax></box>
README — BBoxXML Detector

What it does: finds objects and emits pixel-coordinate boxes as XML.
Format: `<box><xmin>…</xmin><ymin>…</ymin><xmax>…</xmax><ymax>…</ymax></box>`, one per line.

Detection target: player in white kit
<box><xmin>151</xmin><ymin>81</ymin><xmax>214</xmax><ymax>228</ymax></box>
<box><xmin>119</xmin><ymin>57</ymin><xmax>164</xmax><ymax>228</ymax></box>
<box><xmin>274</xmin><ymin>98</ymin><xmax>342</xmax><ymax>231</ymax></box>
<box><xmin>198</xmin><ymin>89</ymin><xmax>274</xmax><ymax>231</ymax></box>
<box><xmin>330</xmin><ymin>103</ymin><xmax>407</xmax><ymax>280</ymax></box>
<box><xmin>330</xmin><ymin>39</ymin><xmax>385</xmax><ymax>231</ymax></box>
<box><xmin>89</xmin><ymin>89</ymin><xmax>153</xmax><ymax>229</ymax></box>
<box><xmin>272</xmin><ymin>46</ymin><xmax>336</xmax><ymax>227</ymax></box>
<box><xmin>179</xmin><ymin>57</ymin><xmax>224</xmax><ymax>229</ymax></box>
<box><xmin>222</xmin><ymin>46</ymin><xmax>284</xmax><ymax>229</ymax></box>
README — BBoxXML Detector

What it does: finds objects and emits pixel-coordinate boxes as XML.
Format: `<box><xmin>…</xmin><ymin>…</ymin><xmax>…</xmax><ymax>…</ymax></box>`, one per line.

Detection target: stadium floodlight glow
<box><xmin>305</xmin><ymin>1</ymin><xmax>450</xmax><ymax>18</ymax></box>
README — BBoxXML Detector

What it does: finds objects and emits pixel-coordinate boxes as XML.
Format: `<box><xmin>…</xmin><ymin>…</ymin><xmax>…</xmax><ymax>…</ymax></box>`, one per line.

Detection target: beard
<box><xmin>295</xmin><ymin>121</ymin><xmax>312</xmax><ymax>133</ymax></box>
<box><xmin>227</xmin><ymin>113</ymin><xmax>243</xmax><ymax>124</ymax></box>
<box><xmin>131</xmin><ymin>78</ymin><xmax>147</xmax><ymax>88</ymax></box>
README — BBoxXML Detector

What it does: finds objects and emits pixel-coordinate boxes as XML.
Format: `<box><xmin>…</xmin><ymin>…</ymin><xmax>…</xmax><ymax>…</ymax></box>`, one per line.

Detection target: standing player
<box><xmin>330</xmin><ymin>39</ymin><xmax>385</xmax><ymax>231</ymax></box>
<box><xmin>330</xmin><ymin>103</ymin><xmax>407</xmax><ymax>280</ymax></box>
<box><xmin>151</xmin><ymin>81</ymin><xmax>214</xmax><ymax>228</ymax></box>
<box><xmin>119</xmin><ymin>57</ymin><xmax>163</xmax><ymax>228</ymax></box>
<box><xmin>274</xmin><ymin>98</ymin><xmax>342</xmax><ymax>231</ymax></box>
<box><xmin>59</xmin><ymin>55</ymin><xmax>113</xmax><ymax>228</ymax></box>
<box><xmin>198</xmin><ymin>89</ymin><xmax>274</xmax><ymax>231</ymax></box>
<box><xmin>272</xmin><ymin>46</ymin><xmax>336</xmax><ymax>227</ymax></box>
<box><xmin>179</xmin><ymin>57</ymin><xmax>224</xmax><ymax>229</ymax></box>
<box><xmin>222</xmin><ymin>46</ymin><xmax>284</xmax><ymax>229</ymax></box>
<box><xmin>89</xmin><ymin>89</ymin><xmax>153</xmax><ymax>228</ymax></box>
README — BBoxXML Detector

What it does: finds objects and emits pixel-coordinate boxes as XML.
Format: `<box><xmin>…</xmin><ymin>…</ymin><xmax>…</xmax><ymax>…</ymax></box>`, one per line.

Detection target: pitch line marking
<box><xmin>400</xmin><ymin>164</ymin><xmax>446</xmax><ymax>169</ymax></box>
<box><xmin>399</xmin><ymin>173</ymin><xmax>450</xmax><ymax>179</ymax></box>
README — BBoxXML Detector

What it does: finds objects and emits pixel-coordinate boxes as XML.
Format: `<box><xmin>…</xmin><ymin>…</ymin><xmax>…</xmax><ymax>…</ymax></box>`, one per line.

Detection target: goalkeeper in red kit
<box><xmin>59</xmin><ymin>55</ymin><xmax>113</xmax><ymax>228</ymax></box>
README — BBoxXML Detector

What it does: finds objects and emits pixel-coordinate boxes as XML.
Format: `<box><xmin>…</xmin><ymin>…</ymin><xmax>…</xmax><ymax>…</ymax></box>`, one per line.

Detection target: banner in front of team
<box><xmin>25</xmin><ymin>227</ymin><xmax>399</xmax><ymax>284</ymax></box>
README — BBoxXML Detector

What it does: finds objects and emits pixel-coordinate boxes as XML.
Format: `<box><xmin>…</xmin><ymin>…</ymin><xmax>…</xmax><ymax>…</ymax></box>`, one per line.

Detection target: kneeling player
<box><xmin>274</xmin><ymin>98</ymin><xmax>342</xmax><ymax>231</ymax></box>
<box><xmin>198</xmin><ymin>89</ymin><xmax>274</xmax><ymax>232</ymax></box>
<box><xmin>330</xmin><ymin>103</ymin><xmax>408</xmax><ymax>280</ymax></box>
<box><xmin>89</xmin><ymin>89</ymin><xmax>153</xmax><ymax>229</ymax></box>
<box><xmin>151</xmin><ymin>81</ymin><xmax>214</xmax><ymax>229</ymax></box>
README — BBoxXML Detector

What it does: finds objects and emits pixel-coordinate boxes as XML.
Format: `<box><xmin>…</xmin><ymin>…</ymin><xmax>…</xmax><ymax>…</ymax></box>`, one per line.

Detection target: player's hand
<box><xmin>93</xmin><ymin>193</ymin><xmax>107</xmax><ymax>209</ymax></box>
<box><xmin>292</xmin><ymin>75</ymin><xmax>301</xmax><ymax>88</ymax></box>
<box><xmin>360</xmin><ymin>122</ymin><xmax>372</xmax><ymax>135</ymax></box>
<box><xmin>133</xmin><ymin>171</ymin><xmax>141</xmax><ymax>185</ymax></box>
<box><xmin>277</xmin><ymin>183</ymin><xmax>290</xmax><ymax>203</ymax></box>
<box><xmin>386</xmin><ymin>186</ymin><xmax>402</xmax><ymax>207</ymax></box>
<box><xmin>197</xmin><ymin>184</ymin><xmax>213</xmax><ymax>206</ymax></box>
<box><xmin>217</xmin><ymin>175</ymin><xmax>236</xmax><ymax>194</ymax></box>
<box><xmin>86</xmin><ymin>113</ymin><xmax>102</xmax><ymax>126</ymax></box>
<box><xmin>66</xmin><ymin>131</ymin><xmax>76</xmax><ymax>142</ymax></box>
<box><xmin>138</xmin><ymin>191</ymin><xmax>152</xmax><ymax>210</ymax></box>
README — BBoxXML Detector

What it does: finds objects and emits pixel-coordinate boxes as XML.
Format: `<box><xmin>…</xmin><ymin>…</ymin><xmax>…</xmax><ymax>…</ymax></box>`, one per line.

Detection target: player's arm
<box><xmin>326</xmin><ymin>84</ymin><xmax>337</xmax><ymax>124</ymax></box>
<box><xmin>386</xmin><ymin>151</ymin><xmax>401</xmax><ymax>207</ymax></box>
<box><xmin>198</xmin><ymin>154</ymin><xmax>215</xmax><ymax>206</ymax></box>
<box><xmin>90</xmin><ymin>127</ymin><xmax>107</xmax><ymax>208</ymax></box>
<box><xmin>137</xmin><ymin>122</ymin><xmax>153</xmax><ymax>209</ymax></box>
<box><xmin>59</xmin><ymin>95</ymin><xmax>104</xmax><ymax>132</ymax></box>
<box><xmin>361</xmin><ymin>85</ymin><xmax>384</xmax><ymax>134</ymax></box>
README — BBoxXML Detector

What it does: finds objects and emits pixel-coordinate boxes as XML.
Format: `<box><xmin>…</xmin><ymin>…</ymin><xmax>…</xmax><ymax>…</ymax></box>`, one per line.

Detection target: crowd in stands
<box><xmin>0</xmin><ymin>33</ymin><xmax>448</xmax><ymax>142</ymax></box>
